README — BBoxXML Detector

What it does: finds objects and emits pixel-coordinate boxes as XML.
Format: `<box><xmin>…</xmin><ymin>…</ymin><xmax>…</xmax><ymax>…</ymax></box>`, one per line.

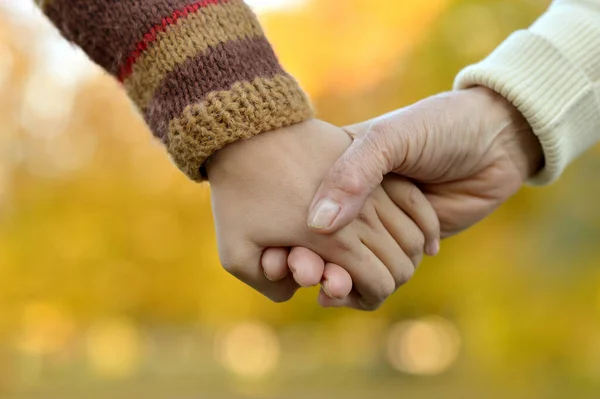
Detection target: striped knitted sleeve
<box><xmin>35</xmin><ymin>0</ymin><xmax>313</xmax><ymax>181</ymax></box>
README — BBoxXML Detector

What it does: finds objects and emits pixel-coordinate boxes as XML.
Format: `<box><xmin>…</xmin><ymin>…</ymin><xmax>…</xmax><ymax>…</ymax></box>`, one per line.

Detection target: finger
<box><xmin>305</xmin><ymin>228</ymin><xmax>395</xmax><ymax>310</ymax></box>
<box><xmin>221</xmin><ymin>243</ymin><xmax>299</xmax><ymax>303</ymax></box>
<box><xmin>375</xmin><ymin>197</ymin><xmax>426</xmax><ymax>267</ymax></box>
<box><xmin>327</xmin><ymin>239</ymin><xmax>395</xmax><ymax>311</ymax></box>
<box><xmin>355</xmin><ymin>200</ymin><xmax>416</xmax><ymax>290</ymax></box>
<box><xmin>287</xmin><ymin>247</ymin><xmax>325</xmax><ymax>287</ymax></box>
<box><xmin>308</xmin><ymin>119</ymin><xmax>413</xmax><ymax>235</ymax></box>
<box><xmin>261</xmin><ymin>247</ymin><xmax>290</xmax><ymax>281</ymax></box>
<box><xmin>283</xmin><ymin>250</ymin><xmax>352</xmax><ymax>299</ymax></box>
<box><xmin>319</xmin><ymin>290</ymin><xmax>380</xmax><ymax>311</ymax></box>
<box><xmin>321</xmin><ymin>263</ymin><xmax>352</xmax><ymax>300</ymax></box>
<box><xmin>381</xmin><ymin>175</ymin><xmax>441</xmax><ymax>256</ymax></box>
<box><xmin>318</xmin><ymin>287</ymin><xmax>343</xmax><ymax>307</ymax></box>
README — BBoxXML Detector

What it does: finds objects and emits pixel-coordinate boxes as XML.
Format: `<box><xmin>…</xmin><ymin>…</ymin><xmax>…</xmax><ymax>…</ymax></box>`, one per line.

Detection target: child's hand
<box><xmin>261</xmin><ymin>176</ymin><xmax>440</xmax><ymax>309</ymax></box>
<box><xmin>208</xmin><ymin>119</ymin><xmax>439</xmax><ymax>310</ymax></box>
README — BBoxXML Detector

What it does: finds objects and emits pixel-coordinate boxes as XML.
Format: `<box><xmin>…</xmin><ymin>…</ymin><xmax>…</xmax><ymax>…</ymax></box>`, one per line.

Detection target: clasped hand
<box><xmin>208</xmin><ymin>87</ymin><xmax>543</xmax><ymax>311</ymax></box>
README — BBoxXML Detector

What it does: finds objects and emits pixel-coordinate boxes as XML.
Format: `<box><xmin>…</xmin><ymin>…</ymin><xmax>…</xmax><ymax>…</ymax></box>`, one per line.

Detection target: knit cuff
<box><xmin>38</xmin><ymin>0</ymin><xmax>313</xmax><ymax>181</ymax></box>
<box><xmin>454</xmin><ymin>1</ymin><xmax>600</xmax><ymax>185</ymax></box>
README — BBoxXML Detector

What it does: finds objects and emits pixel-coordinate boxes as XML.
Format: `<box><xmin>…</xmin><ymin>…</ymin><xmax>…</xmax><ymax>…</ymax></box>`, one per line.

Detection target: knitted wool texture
<box><xmin>37</xmin><ymin>0</ymin><xmax>313</xmax><ymax>180</ymax></box>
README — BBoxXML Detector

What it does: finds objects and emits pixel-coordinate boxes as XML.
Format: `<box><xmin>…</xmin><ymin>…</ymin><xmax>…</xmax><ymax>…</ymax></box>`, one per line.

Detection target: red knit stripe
<box><xmin>118</xmin><ymin>0</ymin><xmax>227</xmax><ymax>82</ymax></box>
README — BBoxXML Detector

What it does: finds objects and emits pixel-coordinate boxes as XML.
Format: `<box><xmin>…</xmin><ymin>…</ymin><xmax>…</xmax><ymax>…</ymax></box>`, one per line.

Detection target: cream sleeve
<box><xmin>454</xmin><ymin>0</ymin><xmax>600</xmax><ymax>185</ymax></box>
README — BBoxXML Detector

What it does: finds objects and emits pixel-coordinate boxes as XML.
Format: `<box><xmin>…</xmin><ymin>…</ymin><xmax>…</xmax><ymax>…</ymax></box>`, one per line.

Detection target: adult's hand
<box><xmin>307</xmin><ymin>87</ymin><xmax>544</xmax><ymax>240</ymax></box>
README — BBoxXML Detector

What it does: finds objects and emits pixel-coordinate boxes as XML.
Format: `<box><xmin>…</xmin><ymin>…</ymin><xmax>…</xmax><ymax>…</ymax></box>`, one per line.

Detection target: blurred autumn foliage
<box><xmin>1</xmin><ymin>0</ymin><xmax>600</xmax><ymax>398</ymax></box>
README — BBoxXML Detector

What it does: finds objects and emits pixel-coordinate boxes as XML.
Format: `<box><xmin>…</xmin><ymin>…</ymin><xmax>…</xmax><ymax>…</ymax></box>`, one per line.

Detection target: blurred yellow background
<box><xmin>1</xmin><ymin>0</ymin><xmax>600</xmax><ymax>398</ymax></box>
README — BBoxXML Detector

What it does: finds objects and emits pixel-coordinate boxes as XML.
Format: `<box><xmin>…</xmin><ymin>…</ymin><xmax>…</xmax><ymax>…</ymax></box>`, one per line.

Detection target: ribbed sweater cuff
<box><xmin>38</xmin><ymin>0</ymin><xmax>313</xmax><ymax>181</ymax></box>
<box><xmin>454</xmin><ymin>2</ymin><xmax>600</xmax><ymax>185</ymax></box>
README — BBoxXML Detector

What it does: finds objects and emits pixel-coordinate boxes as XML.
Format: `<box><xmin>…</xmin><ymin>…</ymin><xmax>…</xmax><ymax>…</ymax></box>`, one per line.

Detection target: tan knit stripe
<box><xmin>144</xmin><ymin>36</ymin><xmax>284</xmax><ymax>141</ymax></box>
<box><xmin>124</xmin><ymin>0</ymin><xmax>263</xmax><ymax>110</ymax></box>
<box><xmin>166</xmin><ymin>74</ymin><xmax>313</xmax><ymax>181</ymax></box>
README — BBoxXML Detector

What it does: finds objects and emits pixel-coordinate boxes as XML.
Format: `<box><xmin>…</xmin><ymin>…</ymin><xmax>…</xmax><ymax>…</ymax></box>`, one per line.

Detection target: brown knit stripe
<box><xmin>35</xmin><ymin>0</ymin><xmax>50</xmax><ymax>9</ymax></box>
<box><xmin>125</xmin><ymin>1</ymin><xmax>264</xmax><ymax>110</ymax></box>
<box><xmin>144</xmin><ymin>36</ymin><xmax>285</xmax><ymax>140</ymax></box>
<box><xmin>118</xmin><ymin>0</ymin><xmax>239</xmax><ymax>81</ymax></box>
<box><xmin>166</xmin><ymin>74</ymin><xmax>313</xmax><ymax>180</ymax></box>
<box><xmin>42</xmin><ymin>0</ymin><xmax>228</xmax><ymax>75</ymax></box>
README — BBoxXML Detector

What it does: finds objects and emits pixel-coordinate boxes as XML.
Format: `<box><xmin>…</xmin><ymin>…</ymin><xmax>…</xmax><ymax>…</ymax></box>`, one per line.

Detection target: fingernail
<box><xmin>426</xmin><ymin>240</ymin><xmax>440</xmax><ymax>256</ymax></box>
<box><xmin>295</xmin><ymin>273</ymin><xmax>311</xmax><ymax>288</ymax></box>
<box><xmin>308</xmin><ymin>199</ymin><xmax>341</xmax><ymax>229</ymax></box>
<box><xmin>322</xmin><ymin>280</ymin><xmax>334</xmax><ymax>298</ymax></box>
<box><xmin>263</xmin><ymin>268</ymin><xmax>273</xmax><ymax>281</ymax></box>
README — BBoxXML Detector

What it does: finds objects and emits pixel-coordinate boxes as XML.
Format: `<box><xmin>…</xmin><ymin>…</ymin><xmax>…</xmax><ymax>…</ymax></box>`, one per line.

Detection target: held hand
<box><xmin>307</xmin><ymin>87</ymin><xmax>544</xmax><ymax>238</ymax></box>
<box><xmin>262</xmin><ymin>174</ymin><xmax>440</xmax><ymax>308</ymax></box>
<box><xmin>208</xmin><ymin>119</ymin><xmax>438</xmax><ymax>310</ymax></box>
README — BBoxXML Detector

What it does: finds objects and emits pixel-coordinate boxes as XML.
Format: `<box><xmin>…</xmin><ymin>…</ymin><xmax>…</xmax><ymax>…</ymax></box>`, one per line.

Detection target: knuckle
<box><xmin>369</xmin><ymin>120</ymin><xmax>406</xmax><ymax>159</ymax></box>
<box><xmin>330</xmin><ymin>162</ymin><xmax>370</xmax><ymax>197</ymax></box>
<box><xmin>356</xmin><ymin>209</ymin><xmax>369</xmax><ymax>224</ymax></box>
<box><xmin>368</xmin><ymin>120</ymin><xmax>392</xmax><ymax>139</ymax></box>
<box><xmin>355</xmin><ymin>204</ymin><xmax>377</xmax><ymax>230</ymax></box>
<box><xmin>411</xmin><ymin>254</ymin><xmax>424</xmax><ymax>268</ymax></box>
<box><xmin>219</xmin><ymin>252</ymin><xmax>248</xmax><ymax>279</ymax></box>
<box><xmin>407</xmin><ymin>184</ymin><xmax>424</xmax><ymax>207</ymax></box>
<box><xmin>358</xmin><ymin>298</ymin><xmax>382</xmax><ymax>312</ymax></box>
<box><xmin>372</xmin><ymin>277</ymin><xmax>396</xmax><ymax>302</ymax></box>
<box><xmin>395</xmin><ymin>265</ymin><xmax>415</xmax><ymax>287</ymax></box>
<box><xmin>364</xmin><ymin>135</ymin><xmax>394</xmax><ymax>172</ymax></box>
<box><xmin>328</xmin><ymin>235</ymin><xmax>354</xmax><ymax>253</ymax></box>
<box><xmin>266</xmin><ymin>289</ymin><xmax>296</xmax><ymax>304</ymax></box>
<box><xmin>403</xmin><ymin>233</ymin><xmax>426</xmax><ymax>261</ymax></box>
<box><xmin>221</xmin><ymin>260</ymin><xmax>242</xmax><ymax>278</ymax></box>
<box><xmin>363</xmin><ymin>305</ymin><xmax>380</xmax><ymax>312</ymax></box>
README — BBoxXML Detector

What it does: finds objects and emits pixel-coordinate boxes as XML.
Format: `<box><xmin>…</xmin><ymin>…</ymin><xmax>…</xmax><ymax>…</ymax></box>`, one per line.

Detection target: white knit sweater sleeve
<box><xmin>454</xmin><ymin>0</ymin><xmax>600</xmax><ymax>185</ymax></box>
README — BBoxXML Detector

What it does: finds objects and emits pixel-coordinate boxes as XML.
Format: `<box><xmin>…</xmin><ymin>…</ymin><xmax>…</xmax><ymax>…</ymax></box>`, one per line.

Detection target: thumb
<box><xmin>308</xmin><ymin>122</ymin><xmax>409</xmax><ymax>234</ymax></box>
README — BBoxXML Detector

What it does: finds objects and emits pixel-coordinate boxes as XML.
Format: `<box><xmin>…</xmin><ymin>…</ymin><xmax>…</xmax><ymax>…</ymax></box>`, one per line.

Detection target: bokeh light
<box><xmin>386</xmin><ymin>316</ymin><xmax>461</xmax><ymax>375</ymax></box>
<box><xmin>85</xmin><ymin>318</ymin><xmax>142</xmax><ymax>379</ymax></box>
<box><xmin>214</xmin><ymin>322</ymin><xmax>280</xmax><ymax>378</ymax></box>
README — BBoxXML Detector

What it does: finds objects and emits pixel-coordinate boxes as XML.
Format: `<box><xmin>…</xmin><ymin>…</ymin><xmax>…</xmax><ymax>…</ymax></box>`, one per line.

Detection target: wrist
<box><xmin>206</xmin><ymin>119</ymin><xmax>350</xmax><ymax>183</ymax></box>
<box><xmin>471</xmin><ymin>86</ymin><xmax>544</xmax><ymax>182</ymax></box>
<box><xmin>506</xmin><ymin>120</ymin><xmax>544</xmax><ymax>182</ymax></box>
